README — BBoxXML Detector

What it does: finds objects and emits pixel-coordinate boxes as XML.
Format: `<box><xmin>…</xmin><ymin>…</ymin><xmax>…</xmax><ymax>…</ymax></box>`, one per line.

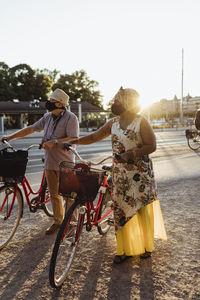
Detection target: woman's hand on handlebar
<box><xmin>114</xmin><ymin>150</ymin><xmax>136</xmax><ymax>163</ymax></box>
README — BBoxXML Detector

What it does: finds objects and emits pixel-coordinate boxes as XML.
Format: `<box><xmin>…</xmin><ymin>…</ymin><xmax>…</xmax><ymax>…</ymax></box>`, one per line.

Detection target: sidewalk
<box><xmin>0</xmin><ymin>176</ymin><xmax>199</xmax><ymax>299</ymax></box>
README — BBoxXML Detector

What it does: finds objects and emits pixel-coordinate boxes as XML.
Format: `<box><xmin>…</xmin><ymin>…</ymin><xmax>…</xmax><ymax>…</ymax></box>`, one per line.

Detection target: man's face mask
<box><xmin>45</xmin><ymin>101</ymin><xmax>65</xmax><ymax>112</ymax></box>
<box><xmin>111</xmin><ymin>102</ymin><xmax>126</xmax><ymax>115</ymax></box>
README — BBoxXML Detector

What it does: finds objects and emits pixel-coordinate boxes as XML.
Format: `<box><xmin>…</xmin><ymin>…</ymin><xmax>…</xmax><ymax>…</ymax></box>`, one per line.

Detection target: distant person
<box><xmin>69</xmin><ymin>87</ymin><xmax>167</xmax><ymax>263</ymax></box>
<box><xmin>0</xmin><ymin>88</ymin><xmax>79</xmax><ymax>234</ymax></box>
<box><xmin>194</xmin><ymin>109</ymin><xmax>200</xmax><ymax>130</ymax></box>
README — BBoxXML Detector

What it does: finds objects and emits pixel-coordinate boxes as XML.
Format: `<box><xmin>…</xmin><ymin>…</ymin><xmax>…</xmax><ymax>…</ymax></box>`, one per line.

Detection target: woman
<box><xmin>70</xmin><ymin>87</ymin><xmax>167</xmax><ymax>264</ymax></box>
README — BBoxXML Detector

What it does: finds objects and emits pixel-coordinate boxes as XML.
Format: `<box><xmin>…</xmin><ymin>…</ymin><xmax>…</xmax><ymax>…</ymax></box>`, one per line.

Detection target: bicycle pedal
<box><xmin>29</xmin><ymin>206</ymin><xmax>37</xmax><ymax>213</ymax></box>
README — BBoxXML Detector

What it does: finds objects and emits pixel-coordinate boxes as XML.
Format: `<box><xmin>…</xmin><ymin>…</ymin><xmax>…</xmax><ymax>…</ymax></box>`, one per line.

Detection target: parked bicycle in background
<box><xmin>185</xmin><ymin>129</ymin><xmax>200</xmax><ymax>150</ymax></box>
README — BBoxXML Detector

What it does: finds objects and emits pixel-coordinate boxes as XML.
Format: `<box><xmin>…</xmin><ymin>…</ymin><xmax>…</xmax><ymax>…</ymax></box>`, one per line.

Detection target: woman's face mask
<box><xmin>111</xmin><ymin>102</ymin><xmax>126</xmax><ymax>115</ymax></box>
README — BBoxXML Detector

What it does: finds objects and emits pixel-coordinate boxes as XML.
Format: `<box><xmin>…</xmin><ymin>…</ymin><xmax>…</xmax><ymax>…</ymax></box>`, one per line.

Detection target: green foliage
<box><xmin>33</xmin><ymin>73</ymin><xmax>53</xmax><ymax>101</ymax></box>
<box><xmin>53</xmin><ymin>70</ymin><xmax>103</xmax><ymax>108</ymax></box>
<box><xmin>0</xmin><ymin>63</ymin><xmax>103</xmax><ymax>107</ymax></box>
<box><xmin>36</xmin><ymin>68</ymin><xmax>60</xmax><ymax>83</ymax></box>
<box><xmin>10</xmin><ymin>64</ymin><xmax>36</xmax><ymax>101</ymax></box>
<box><xmin>0</xmin><ymin>62</ymin><xmax>15</xmax><ymax>101</ymax></box>
<box><xmin>10</xmin><ymin>64</ymin><xmax>52</xmax><ymax>101</ymax></box>
<box><xmin>0</xmin><ymin>62</ymin><xmax>53</xmax><ymax>102</ymax></box>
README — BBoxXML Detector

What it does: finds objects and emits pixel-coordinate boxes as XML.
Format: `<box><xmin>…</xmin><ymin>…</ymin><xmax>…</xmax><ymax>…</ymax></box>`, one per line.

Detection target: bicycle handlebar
<box><xmin>1</xmin><ymin>139</ymin><xmax>42</xmax><ymax>151</ymax></box>
<box><xmin>63</xmin><ymin>143</ymin><xmax>113</xmax><ymax>166</ymax></box>
<box><xmin>1</xmin><ymin>140</ymin><xmax>113</xmax><ymax>165</ymax></box>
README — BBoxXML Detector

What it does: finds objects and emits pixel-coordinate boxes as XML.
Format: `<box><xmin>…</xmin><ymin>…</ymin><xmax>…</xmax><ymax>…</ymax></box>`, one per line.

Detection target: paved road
<box><xmin>2</xmin><ymin>128</ymin><xmax>199</xmax><ymax>185</ymax></box>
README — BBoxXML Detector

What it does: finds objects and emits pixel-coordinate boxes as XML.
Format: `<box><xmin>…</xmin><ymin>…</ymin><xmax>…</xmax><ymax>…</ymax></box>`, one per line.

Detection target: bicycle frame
<box><xmin>20</xmin><ymin>171</ymin><xmax>48</xmax><ymax>209</ymax></box>
<box><xmin>0</xmin><ymin>185</ymin><xmax>18</xmax><ymax>219</ymax></box>
<box><xmin>85</xmin><ymin>176</ymin><xmax>112</xmax><ymax>227</ymax></box>
<box><xmin>0</xmin><ymin>170</ymin><xmax>49</xmax><ymax>217</ymax></box>
<box><xmin>0</xmin><ymin>141</ymin><xmax>50</xmax><ymax>215</ymax></box>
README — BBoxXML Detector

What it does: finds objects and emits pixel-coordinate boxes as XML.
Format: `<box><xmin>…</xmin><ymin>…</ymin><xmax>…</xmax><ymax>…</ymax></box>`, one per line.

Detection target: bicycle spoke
<box><xmin>187</xmin><ymin>133</ymin><xmax>200</xmax><ymax>150</ymax></box>
<box><xmin>49</xmin><ymin>203</ymin><xmax>84</xmax><ymax>288</ymax></box>
<box><xmin>97</xmin><ymin>189</ymin><xmax>113</xmax><ymax>235</ymax></box>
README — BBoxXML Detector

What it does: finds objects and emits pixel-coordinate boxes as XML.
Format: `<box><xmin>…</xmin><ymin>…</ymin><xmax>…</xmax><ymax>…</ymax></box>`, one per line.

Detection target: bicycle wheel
<box><xmin>97</xmin><ymin>188</ymin><xmax>113</xmax><ymax>235</ymax></box>
<box><xmin>49</xmin><ymin>201</ymin><xmax>84</xmax><ymax>288</ymax></box>
<box><xmin>0</xmin><ymin>184</ymin><xmax>23</xmax><ymax>250</ymax></box>
<box><xmin>41</xmin><ymin>179</ymin><xmax>53</xmax><ymax>217</ymax></box>
<box><xmin>187</xmin><ymin>132</ymin><xmax>200</xmax><ymax>150</ymax></box>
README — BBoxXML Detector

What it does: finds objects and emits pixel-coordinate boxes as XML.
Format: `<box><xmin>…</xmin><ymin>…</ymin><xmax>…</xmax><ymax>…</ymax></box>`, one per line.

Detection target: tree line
<box><xmin>0</xmin><ymin>62</ymin><xmax>103</xmax><ymax>107</ymax></box>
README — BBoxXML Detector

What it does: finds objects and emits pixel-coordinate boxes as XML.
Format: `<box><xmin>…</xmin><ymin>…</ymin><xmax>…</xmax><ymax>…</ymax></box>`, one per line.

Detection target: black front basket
<box><xmin>0</xmin><ymin>149</ymin><xmax>28</xmax><ymax>182</ymax></box>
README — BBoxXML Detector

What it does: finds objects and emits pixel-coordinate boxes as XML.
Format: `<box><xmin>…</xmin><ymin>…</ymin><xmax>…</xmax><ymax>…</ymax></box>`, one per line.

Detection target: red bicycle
<box><xmin>0</xmin><ymin>140</ymin><xmax>53</xmax><ymax>250</ymax></box>
<box><xmin>49</xmin><ymin>144</ymin><xmax>113</xmax><ymax>288</ymax></box>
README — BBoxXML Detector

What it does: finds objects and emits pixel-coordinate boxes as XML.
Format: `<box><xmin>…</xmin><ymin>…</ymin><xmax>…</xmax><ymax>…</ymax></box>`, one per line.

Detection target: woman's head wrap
<box><xmin>116</xmin><ymin>87</ymin><xmax>140</xmax><ymax>113</ymax></box>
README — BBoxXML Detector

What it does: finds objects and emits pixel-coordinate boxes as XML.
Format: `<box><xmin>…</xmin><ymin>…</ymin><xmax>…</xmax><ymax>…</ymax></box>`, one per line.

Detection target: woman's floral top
<box><xmin>111</xmin><ymin>116</ymin><xmax>157</xmax><ymax>232</ymax></box>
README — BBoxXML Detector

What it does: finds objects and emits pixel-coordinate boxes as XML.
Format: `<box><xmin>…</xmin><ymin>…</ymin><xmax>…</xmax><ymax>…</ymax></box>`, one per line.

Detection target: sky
<box><xmin>1</xmin><ymin>0</ymin><xmax>200</xmax><ymax>109</ymax></box>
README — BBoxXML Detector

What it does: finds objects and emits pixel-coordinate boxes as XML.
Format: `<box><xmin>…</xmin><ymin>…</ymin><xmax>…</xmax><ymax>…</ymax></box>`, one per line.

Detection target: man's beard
<box><xmin>111</xmin><ymin>103</ymin><xmax>126</xmax><ymax>115</ymax></box>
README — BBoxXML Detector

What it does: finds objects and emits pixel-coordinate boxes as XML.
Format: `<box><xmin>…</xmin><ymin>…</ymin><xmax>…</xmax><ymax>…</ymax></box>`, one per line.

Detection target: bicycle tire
<box><xmin>41</xmin><ymin>178</ymin><xmax>53</xmax><ymax>217</ymax></box>
<box><xmin>49</xmin><ymin>201</ymin><xmax>84</xmax><ymax>288</ymax></box>
<box><xmin>187</xmin><ymin>133</ymin><xmax>200</xmax><ymax>150</ymax></box>
<box><xmin>0</xmin><ymin>184</ymin><xmax>23</xmax><ymax>250</ymax></box>
<box><xmin>97</xmin><ymin>188</ymin><xmax>113</xmax><ymax>235</ymax></box>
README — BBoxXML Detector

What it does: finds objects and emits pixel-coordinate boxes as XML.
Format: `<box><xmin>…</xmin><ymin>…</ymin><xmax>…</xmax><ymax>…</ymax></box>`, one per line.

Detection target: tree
<box><xmin>34</xmin><ymin>73</ymin><xmax>53</xmax><ymax>101</ymax></box>
<box><xmin>36</xmin><ymin>68</ymin><xmax>60</xmax><ymax>83</ymax></box>
<box><xmin>10</xmin><ymin>64</ymin><xmax>52</xmax><ymax>101</ymax></box>
<box><xmin>0</xmin><ymin>62</ymin><xmax>15</xmax><ymax>101</ymax></box>
<box><xmin>10</xmin><ymin>64</ymin><xmax>36</xmax><ymax>101</ymax></box>
<box><xmin>53</xmin><ymin>70</ymin><xmax>103</xmax><ymax>107</ymax></box>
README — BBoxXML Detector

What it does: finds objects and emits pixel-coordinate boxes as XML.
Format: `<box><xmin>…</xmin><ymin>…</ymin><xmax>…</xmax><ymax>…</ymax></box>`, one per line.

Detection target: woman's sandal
<box><xmin>113</xmin><ymin>255</ymin><xmax>132</xmax><ymax>264</ymax></box>
<box><xmin>140</xmin><ymin>251</ymin><xmax>152</xmax><ymax>259</ymax></box>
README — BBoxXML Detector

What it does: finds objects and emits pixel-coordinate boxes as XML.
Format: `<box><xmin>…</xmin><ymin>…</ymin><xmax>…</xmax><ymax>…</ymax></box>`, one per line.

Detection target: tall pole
<box><xmin>180</xmin><ymin>48</ymin><xmax>184</xmax><ymax>124</ymax></box>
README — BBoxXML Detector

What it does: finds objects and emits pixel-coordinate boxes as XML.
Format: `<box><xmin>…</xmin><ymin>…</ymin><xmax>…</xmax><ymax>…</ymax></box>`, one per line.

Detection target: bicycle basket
<box><xmin>59</xmin><ymin>161</ymin><xmax>104</xmax><ymax>202</ymax></box>
<box><xmin>0</xmin><ymin>149</ymin><xmax>28</xmax><ymax>182</ymax></box>
<box><xmin>185</xmin><ymin>129</ymin><xmax>198</xmax><ymax>139</ymax></box>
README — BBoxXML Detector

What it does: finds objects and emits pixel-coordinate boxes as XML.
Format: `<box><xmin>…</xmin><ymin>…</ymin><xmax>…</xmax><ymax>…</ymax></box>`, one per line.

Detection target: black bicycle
<box><xmin>185</xmin><ymin>129</ymin><xmax>200</xmax><ymax>150</ymax></box>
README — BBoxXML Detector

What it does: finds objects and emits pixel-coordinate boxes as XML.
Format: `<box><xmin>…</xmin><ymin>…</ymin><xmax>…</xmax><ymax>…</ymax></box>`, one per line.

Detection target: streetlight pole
<box><xmin>180</xmin><ymin>48</ymin><xmax>184</xmax><ymax>124</ymax></box>
<box><xmin>77</xmin><ymin>98</ymin><xmax>82</xmax><ymax>123</ymax></box>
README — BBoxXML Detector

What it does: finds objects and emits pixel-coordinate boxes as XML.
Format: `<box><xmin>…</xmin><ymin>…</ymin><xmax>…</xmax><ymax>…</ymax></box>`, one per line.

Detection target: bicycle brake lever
<box><xmin>2</xmin><ymin>138</ymin><xmax>8</xmax><ymax>144</ymax></box>
<box><xmin>63</xmin><ymin>143</ymin><xmax>72</xmax><ymax>151</ymax></box>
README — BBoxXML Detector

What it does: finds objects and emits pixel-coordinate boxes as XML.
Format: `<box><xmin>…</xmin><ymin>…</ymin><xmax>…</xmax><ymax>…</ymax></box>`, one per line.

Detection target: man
<box><xmin>1</xmin><ymin>88</ymin><xmax>79</xmax><ymax>234</ymax></box>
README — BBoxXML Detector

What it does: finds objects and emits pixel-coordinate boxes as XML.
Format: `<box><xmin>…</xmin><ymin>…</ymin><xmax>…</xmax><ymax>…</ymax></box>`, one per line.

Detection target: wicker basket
<box><xmin>185</xmin><ymin>129</ymin><xmax>199</xmax><ymax>139</ymax></box>
<box><xmin>59</xmin><ymin>161</ymin><xmax>104</xmax><ymax>202</ymax></box>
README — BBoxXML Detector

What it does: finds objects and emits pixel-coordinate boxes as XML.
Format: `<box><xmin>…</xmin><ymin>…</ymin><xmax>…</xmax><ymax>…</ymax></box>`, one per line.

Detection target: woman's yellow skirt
<box><xmin>116</xmin><ymin>199</ymin><xmax>167</xmax><ymax>256</ymax></box>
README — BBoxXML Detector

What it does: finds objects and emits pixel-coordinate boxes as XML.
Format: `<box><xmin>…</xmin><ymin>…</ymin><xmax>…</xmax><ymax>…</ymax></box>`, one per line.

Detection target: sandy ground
<box><xmin>0</xmin><ymin>177</ymin><xmax>200</xmax><ymax>300</ymax></box>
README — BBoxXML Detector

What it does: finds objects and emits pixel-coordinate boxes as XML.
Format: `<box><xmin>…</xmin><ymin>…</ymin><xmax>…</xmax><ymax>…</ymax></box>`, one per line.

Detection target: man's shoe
<box><xmin>45</xmin><ymin>223</ymin><xmax>61</xmax><ymax>235</ymax></box>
